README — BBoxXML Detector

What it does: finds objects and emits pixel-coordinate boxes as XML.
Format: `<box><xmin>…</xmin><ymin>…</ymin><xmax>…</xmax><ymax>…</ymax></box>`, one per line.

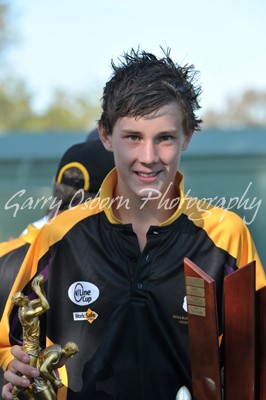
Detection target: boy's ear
<box><xmin>98</xmin><ymin>122</ymin><xmax>113</xmax><ymax>152</ymax></box>
<box><xmin>182</xmin><ymin>130</ymin><xmax>194</xmax><ymax>151</ymax></box>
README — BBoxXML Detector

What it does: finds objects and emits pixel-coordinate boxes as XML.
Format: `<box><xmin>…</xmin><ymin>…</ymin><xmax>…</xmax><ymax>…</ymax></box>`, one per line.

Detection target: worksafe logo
<box><xmin>85</xmin><ymin>308</ymin><xmax>98</xmax><ymax>324</ymax></box>
<box><xmin>73</xmin><ymin>308</ymin><xmax>98</xmax><ymax>324</ymax></box>
<box><xmin>68</xmin><ymin>281</ymin><xmax>100</xmax><ymax>306</ymax></box>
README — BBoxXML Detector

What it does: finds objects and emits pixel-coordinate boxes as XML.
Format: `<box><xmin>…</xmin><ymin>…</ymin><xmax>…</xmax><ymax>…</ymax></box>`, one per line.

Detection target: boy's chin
<box><xmin>138</xmin><ymin>187</ymin><xmax>162</xmax><ymax>200</ymax></box>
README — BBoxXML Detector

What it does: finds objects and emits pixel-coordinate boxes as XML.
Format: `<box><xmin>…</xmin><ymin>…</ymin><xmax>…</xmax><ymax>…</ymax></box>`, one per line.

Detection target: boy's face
<box><xmin>100</xmin><ymin>102</ymin><xmax>192</xmax><ymax>203</ymax></box>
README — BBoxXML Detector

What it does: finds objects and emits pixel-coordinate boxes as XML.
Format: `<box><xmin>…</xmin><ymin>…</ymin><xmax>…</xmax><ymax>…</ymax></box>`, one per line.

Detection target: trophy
<box><xmin>11</xmin><ymin>275</ymin><xmax>79</xmax><ymax>400</ymax></box>
<box><xmin>184</xmin><ymin>258</ymin><xmax>266</xmax><ymax>400</ymax></box>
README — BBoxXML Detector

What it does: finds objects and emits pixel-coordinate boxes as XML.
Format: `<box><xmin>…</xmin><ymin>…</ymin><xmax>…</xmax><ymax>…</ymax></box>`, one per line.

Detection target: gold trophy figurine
<box><xmin>12</xmin><ymin>275</ymin><xmax>50</xmax><ymax>368</ymax></box>
<box><xmin>11</xmin><ymin>275</ymin><xmax>79</xmax><ymax>400</ymax></box>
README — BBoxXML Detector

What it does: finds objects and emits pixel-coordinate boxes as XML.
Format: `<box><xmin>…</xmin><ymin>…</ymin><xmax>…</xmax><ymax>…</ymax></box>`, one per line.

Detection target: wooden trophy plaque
<box><xmin>184</xmin><ymin>258</ymin><xmax>265</xmax><ymax>400</ymax></box>
<box><xmin>256</xmin><ymin>285</ymin><xmax>266</xmax><ymax>399</ymax></box>
<box><xmin>223</xmin><ymin>261</ymin><xmax>256</xmax><ymax>399</ymax></box>
<box><xmin>184</xmin><ymin>257</ymin><xmax>222</xmax><ymax>400</ymax></box>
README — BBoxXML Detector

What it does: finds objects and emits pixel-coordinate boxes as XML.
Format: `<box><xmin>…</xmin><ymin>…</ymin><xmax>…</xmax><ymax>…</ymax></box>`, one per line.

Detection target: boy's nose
<box><xmin>139</xmin><ymin>141</ymin><xmax>159</xmax><ymax>164</ymax></box>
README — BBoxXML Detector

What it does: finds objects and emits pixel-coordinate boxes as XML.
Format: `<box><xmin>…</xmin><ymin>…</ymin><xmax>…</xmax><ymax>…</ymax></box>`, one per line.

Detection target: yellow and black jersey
<box><xmin>0</xmin><ymin>224</ymin><xmax>40</xmax><ymax>320</ymax></box>
<box><xmin>0</xmin><ymin>170</ymin><xmax>265</xmax><ymax>400</ymax></box>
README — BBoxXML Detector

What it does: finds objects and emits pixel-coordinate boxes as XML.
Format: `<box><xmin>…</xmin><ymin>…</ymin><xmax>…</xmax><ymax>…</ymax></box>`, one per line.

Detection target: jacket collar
<box><xmin>99</xmin><ymin>168</ymin><xmax>186</xmax><ymax>226</ymax></box>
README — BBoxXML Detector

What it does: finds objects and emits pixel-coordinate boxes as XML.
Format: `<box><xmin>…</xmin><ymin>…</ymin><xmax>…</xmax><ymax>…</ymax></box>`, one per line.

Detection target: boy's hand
<box><xmin>2</xmin><ymin>346</ymin><xmax>39</xmax><ymax>399</ymax></box>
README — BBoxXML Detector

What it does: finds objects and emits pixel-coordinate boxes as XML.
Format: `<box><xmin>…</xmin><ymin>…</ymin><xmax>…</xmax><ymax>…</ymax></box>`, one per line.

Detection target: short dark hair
<box><xmin>100</xmin><ymin>47</ymin><xmax>202</xmax><ymax>135</ymax></box>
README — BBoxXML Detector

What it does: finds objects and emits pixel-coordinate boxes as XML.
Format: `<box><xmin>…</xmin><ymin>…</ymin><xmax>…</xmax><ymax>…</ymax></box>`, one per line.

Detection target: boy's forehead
<box><xmin>116</xmin><ymin>102</ymin><xmax>183</xmax><ymax>125</ymax></box>
<box><xmin>143</xmin><ymin>102</ymin><xmax>182</xmax><ymax>119</ymax></box>
<box><xmin>112</xmin><ymin>104</ymin><xmax>184</xmax><ymax>135</ymax></box>
<box><xmin>114</xmin><ymin>102</ymin><xmax>181</xmax><ymax>123</ymax></box>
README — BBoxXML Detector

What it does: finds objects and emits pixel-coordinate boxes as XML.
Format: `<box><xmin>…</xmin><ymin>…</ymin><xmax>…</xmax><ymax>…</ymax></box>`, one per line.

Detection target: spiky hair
<box><xmin>100</xmin><ymin>47</ymin><xmax>202</xmax><ymax>134</ymax></box>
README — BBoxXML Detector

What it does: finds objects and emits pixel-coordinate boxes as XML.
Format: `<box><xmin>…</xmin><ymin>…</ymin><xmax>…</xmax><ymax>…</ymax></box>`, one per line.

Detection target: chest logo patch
<box><xmin>73</xmin><ymin>308</ymin><xmax>98</xmax><ymax>323</ymax></box>
<box><xmin>68</xmin><ymin>281</ymin><xmax>100</xmax><ymax>306</ymax></box>
<box><xmin>85</xmin><ymin>308</ymin><xmax>98</xmax><ymax>324</ymax></box>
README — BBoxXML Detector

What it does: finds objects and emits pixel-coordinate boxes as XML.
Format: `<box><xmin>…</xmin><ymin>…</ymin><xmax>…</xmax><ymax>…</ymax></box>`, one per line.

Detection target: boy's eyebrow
<box><xmin>119</xmin><ymin>130</ymin><xmax>143</xmax><ymax>138</ymax></box>
<box><xmin>121</xmin><ymin>128</ymin><xmax>178</xmax><ymax>135</ymax></box>
<box><xmin>121</xmin><ymin>129</ymin><xmax>142</xmax><ymax>133</ymax></box>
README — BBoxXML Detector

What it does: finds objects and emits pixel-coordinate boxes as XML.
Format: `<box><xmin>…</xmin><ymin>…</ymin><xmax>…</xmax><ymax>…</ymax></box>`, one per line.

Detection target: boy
<box><xmin>1</xmin><ymin>48</ymin><xmax>265</xmax><ymax>400</ymax></box>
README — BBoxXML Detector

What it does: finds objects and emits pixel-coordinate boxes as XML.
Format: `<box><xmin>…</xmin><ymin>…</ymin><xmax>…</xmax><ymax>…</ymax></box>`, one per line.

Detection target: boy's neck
<box><xmin>112</xmin><ymin>192</ymin><xmax>180</xmax><ymax>252</ymax></box>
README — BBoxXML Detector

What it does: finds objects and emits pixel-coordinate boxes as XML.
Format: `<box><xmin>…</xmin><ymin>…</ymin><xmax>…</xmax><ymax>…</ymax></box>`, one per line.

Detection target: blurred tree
<box><xmin>0</xmin><ymin>1</ymin><xmax>15</xmax><ymax>61</ymax></box>
<box><xmin>39</xmin><ymin>89</ymin><xmax>101</xmax><ymax>131</ymax></box>
<box><xmin>0</xmin><ymin>78</ymin><xmax>34</xmax><ymax>131</ymax></box>
<box><xmin>226</xmin><ymin>90</ymin><xmax>266</xmax><ymax>127</ymax></box>
<box><xmin>203</xmin><ymin>89</ymin><xmax>266</xmax><ymax>129</ymax></box>
<box><xmin>0</xmin><ymin>84</ymin><xmax>101</xmax><ymax>132</ymax></box>
<box><xmin>0</xmin><ymin>2</ymin><xmax>100</xmax><ymax>133</ymax></box>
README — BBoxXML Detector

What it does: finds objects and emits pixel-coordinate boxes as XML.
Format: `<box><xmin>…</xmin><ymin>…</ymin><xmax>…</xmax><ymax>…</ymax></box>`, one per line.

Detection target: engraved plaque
<box><xmin>186</xmin><ymin>285</ymin><xmax>205</xmax><ymax>297</ymax></box>
<box><xmin>186</xmin><ymin>276</ymin><xmax>205</xmax><ymax>288</ymax></box>
<box><xmin>188</xmin><ymin>304</ymin><xmax>206</xmax><ymax>317</ymax></box>
<box><xmin>187</xmin><ymin>295</ymin><xmax>206</xmax><ymax>307</ymax></box>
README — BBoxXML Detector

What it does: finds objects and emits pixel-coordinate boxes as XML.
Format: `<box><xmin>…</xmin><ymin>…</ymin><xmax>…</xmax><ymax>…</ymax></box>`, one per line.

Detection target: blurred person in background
<box><xmin>0</xmin><ymin>138</ymin><xmax>114</xmax><ymax>388</ymax></box>
<box><xmin>0</xmin><ymin>137</ymin><xmax>114</xmax><ymax>318</ymax></box>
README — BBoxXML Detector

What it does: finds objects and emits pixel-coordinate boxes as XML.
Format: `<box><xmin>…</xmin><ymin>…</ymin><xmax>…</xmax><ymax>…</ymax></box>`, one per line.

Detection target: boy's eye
<box><xmin>128</xmin><ymin>135</ymin><xmax>140</xmax><ymax>141</ymax></box>
<box><xmin>159</xmin><ymin>135</ymin><xmax>174</xmax><ymax>141</ymax></box>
